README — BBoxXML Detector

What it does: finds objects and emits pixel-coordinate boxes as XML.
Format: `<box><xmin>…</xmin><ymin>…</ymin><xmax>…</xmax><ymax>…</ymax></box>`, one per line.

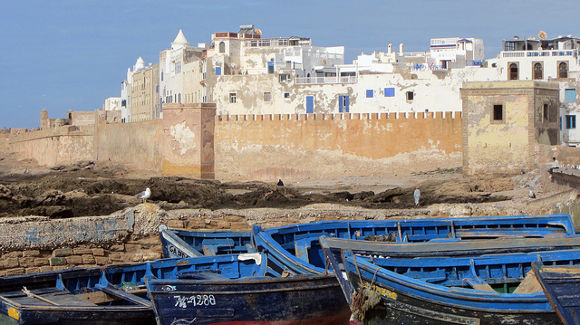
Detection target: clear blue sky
<box><xmin>1</xmin><ymin>0</ymin><xmax>579</xmax><ymax>128</ymax></box>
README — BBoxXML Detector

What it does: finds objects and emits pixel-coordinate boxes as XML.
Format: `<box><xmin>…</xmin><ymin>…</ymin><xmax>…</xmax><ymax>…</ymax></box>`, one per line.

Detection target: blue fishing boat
<box><xmin>154</xmin><ymin>227</ymin><xmax>351</xmax><ymax>324</ymax></box>
<box><xmin>145</xmin><ymin>253</ymin><xmax>350</xmax><ymax>325</ymax></box>
<box><xmin>158</xmin><ymin>225</ymin><xmax>253</xmax><ymax>258</ymax></box>
<box><xmin>146</xmin><ymin>273</ymin><xmax>350</xmax><ymax>325</ymax></box>
<box><xmin>0</xmin><ymin>254</ymin><xmax>265</xmax><ymax>324</ymax></box>
<box><xmin>532</xmin><ymin>261</ymin><xmax>580</xmax><ymax>325</ymax></box>
<box><xmin>321</xmin><ymin>235</ymin><xmax>580</xmax><ymax>305</ymax></box>
<box><xmin>253</xmin><ymin>214</ymin><xmax>575</xmax><ymax>275</ymax></box>
<box><xmin>334</xmin><ymin>248</ymin><xmax>580</xmax><ymax>324</ymax></box>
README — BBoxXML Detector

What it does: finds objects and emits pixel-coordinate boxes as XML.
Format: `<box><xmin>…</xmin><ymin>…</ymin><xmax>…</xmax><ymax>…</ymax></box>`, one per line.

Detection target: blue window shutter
<box><xmin>306</xmin><ymin>96</ymin><xmax>314</xmax><ymax>113</ymax></box>
<box><xmin>215</xmin><ymin>67</ymin><xmax>221</xmax><ymax>76</ymax></box>
<box><xmin>384</xmin><ymin>88</ymin><xmax>395</xmax><ymax>97</ymax></box>
<box><xmin>566</xmin><ymin>115</ymin><xmax>576</xmax><ymax>129</ymax></box>
<box><xmin>366</xmin><ymin>90</ymin><xmax>373</xmax><ymax>98</ymax></box>
<box><xmin>565</xmin><ymin>89</ymin><xmax>576</xmax><ymax>103</ymax></box>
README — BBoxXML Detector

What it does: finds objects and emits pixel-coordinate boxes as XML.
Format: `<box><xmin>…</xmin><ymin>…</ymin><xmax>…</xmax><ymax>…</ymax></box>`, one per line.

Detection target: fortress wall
<box><xmin>95</xmin><ymin>119</ymin><xmax>163</xmax><ymax>172</ymax></box>
<box><xmin>215</xmin><ymin>112</ymin><xmax>463</xmax><ymax>181</ymax></box>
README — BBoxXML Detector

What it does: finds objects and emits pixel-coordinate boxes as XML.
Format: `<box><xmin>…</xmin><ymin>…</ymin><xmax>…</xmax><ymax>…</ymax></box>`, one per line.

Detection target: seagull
<box><xmin>277</xmin><ymin>179</ymin><xmax>284</xmax><ymax>186</ymax></box>
<box><xmin>413</xmin><ymin>188</ymin><xmax>421</xmax><ymax>207</ymax></box>
<box><xmin>135</xmin><ymin>187</ymin><xmax>151</xmax><ymax>203</ymax></box>
<box><xmin>23</xmin><ymin>168</ymin><xmax>29</xmax><ymax>174</ymax></box>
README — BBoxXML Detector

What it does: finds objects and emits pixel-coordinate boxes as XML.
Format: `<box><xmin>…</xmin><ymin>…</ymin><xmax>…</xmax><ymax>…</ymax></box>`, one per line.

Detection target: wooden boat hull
<box><xmin>0</xmin><ymin>307</ymin><xmax>154</xmax><ymax>325</ymax></box>
<box><xmin>0</xmin><ymin>254</ymin><xmax>267</xmax><ymax>325</ymax></box>
<box><xmin>533</xmin><ymin>262</ymin><xmax>580</xmax><ymax>325</ymax></box>
<box><xmin>146</xmin><ymin>275</ymin><xmax>351</xmax><ymax>325</ymax></box>
<box><xmin>341</xmin><ymin>253</ymin><xmax>564</xmax><ymax>325</ymax></box>
<box><xmin>253</xmin><ymin>214</ymin><xmax>575</xmax><ymax>275</ymax></box>
<box><xmin>362</xmin><ymin>288</ymin><xmax>559</xmax><ymax>325</ymax></box>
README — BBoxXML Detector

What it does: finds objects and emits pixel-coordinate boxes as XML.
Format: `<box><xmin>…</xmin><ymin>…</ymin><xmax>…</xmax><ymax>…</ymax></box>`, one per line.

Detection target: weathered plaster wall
<box><xmin>0</xmin><ymin>130</ymin><xmax>10</xmax><ymax>154</ymax></box>
<box><xmin>95</xmin><ymin>119</ymin><xmax>162</xmax><ymax>171</ymax></box>
<box><xmin>462</xmin><ymin>81</ymin><xmax>560</xmax><ymax>175</ymax></box>
<box><xmin>215</xmin><ymin>111</ymin><xmax>462</xmax><ymax>181</ymax></box>
<box><xmin>213</xmin><ymin>72</ymin><xmax>471</xmax><ymax>116</ymax></box>
<box><xmin>9</xmin><ymin>126</ymin><xmax>95</xmax><ymax>166</ymax></box>
<box><xmin>70</xmin><ymin>111</ymin><xmax>96</xmax><ymax>126</ymax></box>
<box><xmin>161</xmin><ymin>103</ymin><xmax>215</xmax><ymax>179</ymax></box>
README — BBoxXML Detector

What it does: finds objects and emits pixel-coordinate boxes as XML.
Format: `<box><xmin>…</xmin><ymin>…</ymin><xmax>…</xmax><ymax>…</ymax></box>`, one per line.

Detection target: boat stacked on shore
<box><xmin>0</xmin><ymin>214</ymin><xmax>576</xmax><ymax>324</ymax></box>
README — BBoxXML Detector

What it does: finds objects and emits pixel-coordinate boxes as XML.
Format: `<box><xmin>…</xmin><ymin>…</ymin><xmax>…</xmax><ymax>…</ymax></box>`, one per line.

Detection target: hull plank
<box><xmin>147</xmin><ymin>276</ymin><xmax>350</xmax><ymax>325</ymax></box>
<box><xmin>533</xmin><ymin>262</ymin><xmax>580</xmax><ymax>325</ymax></box>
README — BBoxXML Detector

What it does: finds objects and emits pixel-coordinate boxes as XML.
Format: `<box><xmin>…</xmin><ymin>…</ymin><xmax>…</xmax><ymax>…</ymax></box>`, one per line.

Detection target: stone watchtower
<box><xmin>461</xmin><ymin>81</ymin><xmax>559</xmax><ymax>175</ymax></box>
<box><xmin>40</xmin><ymin>109</ymin><xmax>49</xmax><ymax>129</ymax></box>
<box><xmin>161</xmin><ymin>103</ymin><xmax>216</xmax><ymax>179</ymax></box>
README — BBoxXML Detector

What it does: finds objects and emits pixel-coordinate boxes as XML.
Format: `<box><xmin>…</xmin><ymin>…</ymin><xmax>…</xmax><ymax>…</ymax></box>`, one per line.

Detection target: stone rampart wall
<box><xmin>95</xmin><ymin>119</ymin><xmax>163</xmax><ymax>171</ymax></box>
<box><xmin>215</xmin><ymin>111</ymin><xmax>463</xmax><ymax>181</ymax></box>
<box><xmin>9</xmin><ymin>126</ymin><xmax>95</xmax><ymax>166</ymax></box>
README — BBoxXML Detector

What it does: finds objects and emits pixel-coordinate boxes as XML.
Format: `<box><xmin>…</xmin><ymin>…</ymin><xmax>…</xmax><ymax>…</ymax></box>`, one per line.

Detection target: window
<box><xmin>284</xmin><ymin>92</ymin><xmax>290</xmax><ymax>99</ymax></box>
<box><xmin>492</xmin><ymin>104</ymin><xmax>504</xmax><ymax>123</ymax></box>
<box><xmin>219</xmin><ymin>42</ymin><xmax>226</xmax><ymax>53</ymax></box>
<box><xmin>533</xmin><ymin>62</ymin><xmax>543</xmax><ymax>80</ymax></box>
<box><xmin>509</xmin><ymin>63</ymin><xmax>518</xmax><ymax>80</ymax></box>
<box><xmin>264</xmin><ymin>92</ymin><xmax>271</xmax><ymax>101</ymax></box>
<box><xmin>566</xmin><ymin>115</ymin><xmax>577</xmax><ymax>129</ymax></box>
<box><xmin>279</xmin><ymin>74</ymin><xmax>290</xmax><ymax>82</ymax></box>
<box><xmin>559</xmin><ymin>62</ymin><xmax>568</xmax><ymax>78</ymax></box>
<box><xmin>161</xmin><ymin>71</ymin><xmax>164</xmax><ymax>81</ymax></box>
<box><xmin>229</xmin><ymin>92</ymin><xmax>236</xmax><ymax>103</ymax></box>
<box><xmin>366</xmin><ymin>89</ymin><xmax>374</xmax><ymax>98</ymax></box>
<box><xmin>406</xmin><ymin>91</ymin><xmax>414</xmax><ymax>101</ymax></box>
<box><xmin>384</xmin><ymin>88</ymin><xmax>395</xmax><ymax>97</ymax></box>
<box><xmin>178</xmin><ymin>93</ymin><xmax>181</xmax><ymax>103</ymax></box>
<box><xmin>543</xmin><ymin>104</ymin><xmax>549</xmax><ymax>122</ymax></box>
<box><xmin>215</xmin><ymin>67</ymin><xmax>221</xmax><ymax>76</ymax></box>
<box><xmin>565</xmin><ymin>88</ymin><xmax>576</xmax><ymax>103</ymax></box>
<box><xmin>175</xmin><ymin>62</ymin><xmax>181</xmax><ymax>74</ymax></box>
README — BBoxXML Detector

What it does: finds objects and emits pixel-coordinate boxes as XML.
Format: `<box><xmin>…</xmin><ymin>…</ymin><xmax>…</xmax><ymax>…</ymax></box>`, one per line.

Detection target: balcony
<box><xmin>295</xmin><ymin>76</ymin><xmax>357</xmax><ymax>85</ymax></box>
<box><xmin>502</xmin><ymin>49</ymin><xmax>578</xmax><ymax>58</ymax></box>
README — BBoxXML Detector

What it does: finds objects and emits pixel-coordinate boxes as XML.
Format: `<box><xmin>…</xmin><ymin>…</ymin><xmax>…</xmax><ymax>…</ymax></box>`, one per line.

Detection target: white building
<box><xmin>428</xmin><ymin>37</ymin><xmax>484</xmax><ymax>69</ymax></box>
<box><xmin>487</xmin><ymin>34</ymin><xmax>580</xmax><ymax>146</ymax></box>
<box><xmin>120</xmin><ymin>57</ymin><xmax>146</xmax><ymax>122</ymax></box>
<box><xmin>159</xmin><ymin>29</ymin><xmax>205</xmax><ymax>111</ymax></box>
<box><xmin>103</xmin><ymin>97</ymin><xmax>122</xmax><ymax>111</ymax></box>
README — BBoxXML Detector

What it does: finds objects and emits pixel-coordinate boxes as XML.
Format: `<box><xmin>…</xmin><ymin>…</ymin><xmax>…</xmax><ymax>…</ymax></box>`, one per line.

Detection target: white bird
<box><xmin>413</xmin><ymin>188</ymin><xmax>421</xmax><ymax>207</ymax></box>
<box><xmin>135</xmin><ymin>187</ymin><xmax>151</xmax><ymax>203</ymax></box>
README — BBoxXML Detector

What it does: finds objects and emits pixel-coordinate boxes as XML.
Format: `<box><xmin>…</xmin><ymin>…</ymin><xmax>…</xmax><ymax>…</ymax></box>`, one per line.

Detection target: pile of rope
<box><xmin>350</xmin><ymin>286</ymin><xmax>381</xmax><ymax>321</ymax></box>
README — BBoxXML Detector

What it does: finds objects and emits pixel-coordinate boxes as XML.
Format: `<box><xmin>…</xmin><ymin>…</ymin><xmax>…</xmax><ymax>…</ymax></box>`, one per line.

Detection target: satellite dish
<box><xmin>538</xmin><ymin>30</ymin><xmax>547</xmax><ymax>40</ymax></box>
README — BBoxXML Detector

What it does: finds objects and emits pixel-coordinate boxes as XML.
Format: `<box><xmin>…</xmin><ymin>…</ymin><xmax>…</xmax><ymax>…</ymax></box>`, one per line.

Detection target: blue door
<box><xmin>306</xmin><ymin>96</ymin><xmax>314</xmax><ymax>113</ymax></box>
<box><xmin>339</xmin><ymin>95</ymin><xmax>349</xmax><ymax>113</ymax></box>
<box><xmin>268</xmin><ymin>61</ymin><xmax>274</xmax><ymax>74</ymax></box>
<box><xmin>215</xmin><ymin>67</ymin><xmax>221</xmax><ymax>76</ymax></box>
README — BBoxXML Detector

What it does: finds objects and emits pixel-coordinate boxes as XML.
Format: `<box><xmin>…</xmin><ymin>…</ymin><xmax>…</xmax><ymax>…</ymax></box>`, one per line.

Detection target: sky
<box><xmin>1</xmin><ymin>0</ymin><xmax>579</xmax><ymax>128</ymax></box>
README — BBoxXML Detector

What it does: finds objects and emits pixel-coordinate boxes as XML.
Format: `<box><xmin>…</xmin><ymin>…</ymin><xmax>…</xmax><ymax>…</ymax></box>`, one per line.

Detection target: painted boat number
<box><xmin>364</xmin><ymin>283</ymin><xmax>397</xmax><ymax>300</ymax></box>
<box><xmin>174</xmin><ymin>295</ymin><xmax>216</xmax><ymax>308</ymax></box>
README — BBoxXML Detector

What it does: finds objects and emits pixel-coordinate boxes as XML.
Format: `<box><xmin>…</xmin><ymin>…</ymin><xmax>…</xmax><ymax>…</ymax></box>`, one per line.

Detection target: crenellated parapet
<box><xmin>216</xmin><ymin>111</ymin><xmax>461</xmax><ymax>122</ymax></box>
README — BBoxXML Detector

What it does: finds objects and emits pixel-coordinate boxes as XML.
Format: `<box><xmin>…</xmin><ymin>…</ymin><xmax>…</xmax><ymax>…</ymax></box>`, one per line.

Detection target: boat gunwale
<box><xmin>346</xmin><ymin>254</ymin><xmax>554</xmax><ymax>309</ymax></box>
